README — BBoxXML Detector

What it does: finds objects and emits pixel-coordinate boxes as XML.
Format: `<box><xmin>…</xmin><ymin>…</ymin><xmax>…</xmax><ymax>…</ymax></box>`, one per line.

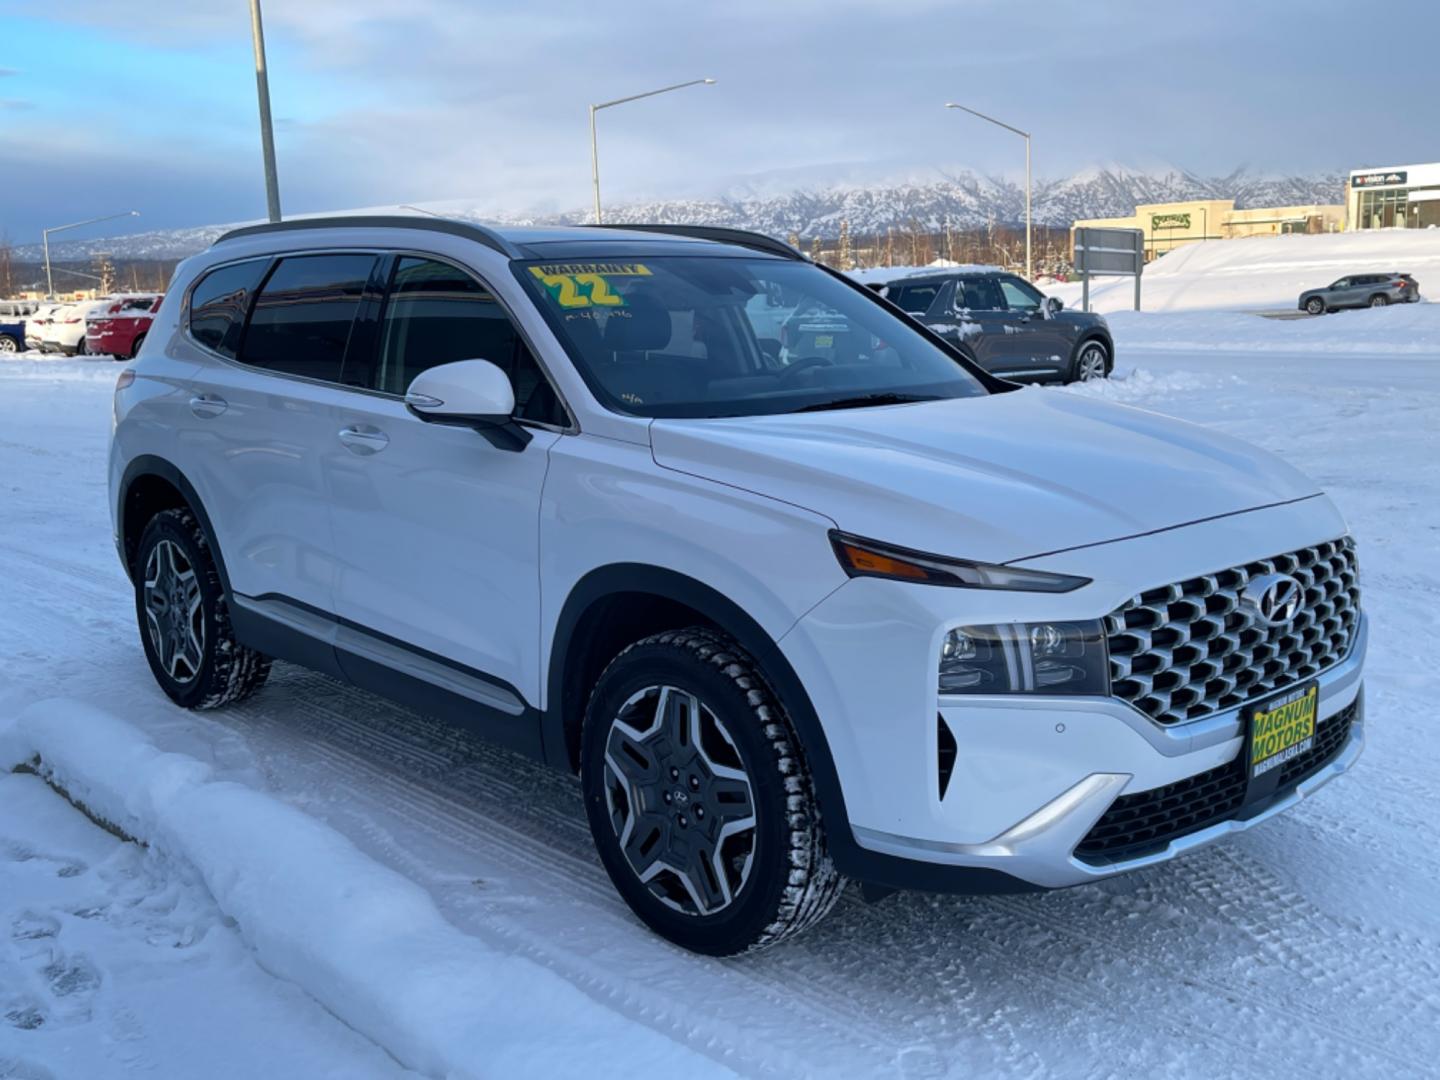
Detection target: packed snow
<box><xmin>1</xmin><ymin>227</ymin><xmax>1438</xmax><ymax>1077</ymax></box>
<box><xmin>1050</xmin><ymin>228</ymin><xmax>1440</xmax><ymax>313</ymax></box>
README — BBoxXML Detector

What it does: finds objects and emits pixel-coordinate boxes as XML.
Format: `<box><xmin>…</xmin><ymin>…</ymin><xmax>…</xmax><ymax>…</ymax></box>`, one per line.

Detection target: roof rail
<box><xmin>213</xmin><ymin>215</ymin><xmax>523</xmax><ymax>258</ymax></box>
<box><xmin>587</xmin><ymin>224</ymin><xmax>803</xmax><ymax>260</ymax></box>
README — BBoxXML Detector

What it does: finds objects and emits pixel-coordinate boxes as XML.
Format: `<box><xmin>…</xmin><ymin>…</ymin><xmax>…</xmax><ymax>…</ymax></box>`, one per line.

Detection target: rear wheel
<box><xmin>581</xmin><ymin>628</ymin><xmax>845</xmax><ymax>955</ymax></box>
<box><xmin>1369</xmin><ymin>294</ymin><xmax>1389</xmax><ymax>308</ymax></box>
<box><xmin>1069</xmin><ymin>340</ymin><xmax>1109</xmax><ymax>383</ymax></box>
<box><xmin>135</xmin><ymin>508</ymin><xmax>271</xmax><ymax>709</ymax></box>
<box><xmin>0</xmin><ymin>335</ymin><xmax>18</xmax><ymax>353</ymax></box>
<box><xmin>1304</xmin><ymin>297</ymin><xmax>1325</xmax><ymax>315</ymax></box>
<box><xmin>129</xmin><ymin>332</ymin><xmax>147</xmax><ymax>359</ymax></box>
<box><xmin>75</xmin><ymin>336</ymin><xmax>88</xmax><ymax>356</ymax></box>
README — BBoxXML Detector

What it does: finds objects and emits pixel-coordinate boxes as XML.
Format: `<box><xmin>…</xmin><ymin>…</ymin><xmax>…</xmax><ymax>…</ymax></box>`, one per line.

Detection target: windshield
<box><xmin>515</xmin><ymin>255</ymin><xmax>987</xmax><ymax>418</ymax></box>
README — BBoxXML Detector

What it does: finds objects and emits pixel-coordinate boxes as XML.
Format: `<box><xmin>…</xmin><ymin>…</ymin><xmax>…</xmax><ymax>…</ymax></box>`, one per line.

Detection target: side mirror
<box><xmin>1043</xmin><ymin>296</ymin><xmax>1063</xmax><ymax>316</ymax></box>
<box><xmin>405</xmin><ymin>360</ymin><xmax>530</xmax><ymax>450</ymax></box>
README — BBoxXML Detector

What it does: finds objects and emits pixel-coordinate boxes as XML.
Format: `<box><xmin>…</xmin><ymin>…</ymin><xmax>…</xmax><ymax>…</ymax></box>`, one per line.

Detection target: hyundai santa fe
<box><xmin>109</xmin><ymin>218</ymin><xmax>1367</xmax><ymax>955</ymax></box>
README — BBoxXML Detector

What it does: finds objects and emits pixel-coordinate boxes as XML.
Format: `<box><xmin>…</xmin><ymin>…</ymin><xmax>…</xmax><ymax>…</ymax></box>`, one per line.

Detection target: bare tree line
<box><xmin>796</xmin><ymin>221</ymin><xmax>1075</xmax><ymax>278</ymax></box>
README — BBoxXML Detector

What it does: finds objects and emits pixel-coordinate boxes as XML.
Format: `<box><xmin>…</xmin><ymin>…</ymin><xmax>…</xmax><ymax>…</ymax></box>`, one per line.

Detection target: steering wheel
<box><xmin>778</xmin><ymin>356</ymin><xmax>834</xmax><ymax>383</ymax></box>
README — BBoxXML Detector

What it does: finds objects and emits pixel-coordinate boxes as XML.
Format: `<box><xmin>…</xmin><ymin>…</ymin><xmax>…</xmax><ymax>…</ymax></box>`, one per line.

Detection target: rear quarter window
<box><xmin>189</xmin><ymin>259</ymin><xmax>271</xmax><ymax>359</ymax></box>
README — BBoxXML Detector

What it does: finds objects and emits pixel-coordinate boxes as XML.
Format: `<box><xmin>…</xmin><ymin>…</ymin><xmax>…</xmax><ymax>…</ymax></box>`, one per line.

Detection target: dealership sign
<box><xmin>1351</xmin><ymin>170</ymin><xmax>1408</xmax><ymax>188</ymax></box>
<box><xmin>1151</xmin><ymin>212</ymin><xmax>1191</xmax><ymax>229</ymax></box>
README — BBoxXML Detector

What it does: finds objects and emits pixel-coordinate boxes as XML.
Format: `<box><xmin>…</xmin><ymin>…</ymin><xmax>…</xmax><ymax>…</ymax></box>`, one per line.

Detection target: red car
<box><xmin>86</xmin><ymin>294</ymin><xmax>163</xmax><ymax>359</ymax></box>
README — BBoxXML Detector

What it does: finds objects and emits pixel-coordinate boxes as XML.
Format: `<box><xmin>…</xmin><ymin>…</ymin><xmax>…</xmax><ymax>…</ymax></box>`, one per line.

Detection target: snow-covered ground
<box><xmin>1</xmin><ymin>277</ymin><xmax>1438</xmax><ymax>1076</ymax></box>
<box><xmin>1050</xmin><ymin>229</ymin><xmax>1440</xmax><ymax>313</ymax></box>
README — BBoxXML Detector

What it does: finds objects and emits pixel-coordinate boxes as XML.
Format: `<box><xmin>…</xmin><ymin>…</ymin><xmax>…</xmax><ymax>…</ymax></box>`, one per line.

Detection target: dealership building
<box><xmin>1348</xmin><ymin>162</ymin><xmax>1440</xmax><ymax>230</ymax></box>
<box><xmin>1072</xmin><ymin>198</ymin><xmax>1345</xmax><ymax>262</ymax></box>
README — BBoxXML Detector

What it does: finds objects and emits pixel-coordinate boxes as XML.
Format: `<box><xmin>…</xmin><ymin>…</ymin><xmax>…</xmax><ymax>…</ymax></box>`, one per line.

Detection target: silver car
<box><xmin>1299</xmin><ymin>273</ymin><xmax>1420</xmax><ymax>314</ymax></box>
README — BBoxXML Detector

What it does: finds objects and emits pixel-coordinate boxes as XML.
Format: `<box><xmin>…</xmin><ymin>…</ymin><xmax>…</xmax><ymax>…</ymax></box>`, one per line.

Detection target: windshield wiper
<box><xmin>794</xmin><ymin>392</ymin><xmax>941</xmax><ymax>413</ymax></box>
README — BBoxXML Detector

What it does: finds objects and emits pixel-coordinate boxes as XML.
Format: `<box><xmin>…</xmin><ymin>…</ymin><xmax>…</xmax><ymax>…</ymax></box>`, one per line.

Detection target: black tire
<box><xmin>0</xmin><ymin>334</ymin><xmax>18</xmax><ymax>353</ymax></box>
<box><xmin>134</xmin><ymin>508</ymin><xmax>271</xmax><ymax>709</ymax></box>
<box><xmin>129</xmin><ymin>332</ymin><xmax>147</xmax><ymax>359</ymax></box>
<box><xmin>1304</xmin><ymin>297</ymin><xmax>1325</xmax><ymax>316</ymax></box>
<box><xmin>581</xmin><ymin>628</ymin><xmax>845</xmax><ymax>955</ymax></box>
<box><xmin>1067</xmin><ymin>338</ymin><xmax>1110</xmax><ymax>384</ymax></box>
<box><xmin>75</xmin><ymin>336</ymin><xmax>87</xmax><ymax>357</ymax></box>
<box><xmin>1368</xmin><ymin>294</ymin><xmax>1389</xmax><ymax>308</ymax></box>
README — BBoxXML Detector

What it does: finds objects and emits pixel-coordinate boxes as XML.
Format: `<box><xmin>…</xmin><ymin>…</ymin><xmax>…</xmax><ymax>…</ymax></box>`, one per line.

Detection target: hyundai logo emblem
<box><xmin>1242</xmin><ymin>573</ymin><xmax>1302</xmax><ymax>628</ymax></box>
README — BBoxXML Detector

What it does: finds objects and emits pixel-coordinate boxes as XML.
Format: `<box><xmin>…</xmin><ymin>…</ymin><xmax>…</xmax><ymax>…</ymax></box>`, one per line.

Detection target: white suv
<box><xmin>109</xmin><ymin>218</ymin><xmax>1366</xmax><ymax>954</ymax></box>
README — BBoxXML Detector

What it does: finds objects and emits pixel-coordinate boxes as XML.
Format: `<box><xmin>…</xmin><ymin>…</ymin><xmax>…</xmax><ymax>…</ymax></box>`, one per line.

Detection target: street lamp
<box><xmin>589</xmin><ymin>78</ymin><xmax>715</xmax><ymax>224</ymax></box>
<box><xmin>945</xmin><ymin>102</ymin><xmax>1032</xmax><ymax>281</ymax></box>
<box><xmin>42</xmin><ymin>210</ymin><xmax>139</xmax><ymax>299</ymax></box>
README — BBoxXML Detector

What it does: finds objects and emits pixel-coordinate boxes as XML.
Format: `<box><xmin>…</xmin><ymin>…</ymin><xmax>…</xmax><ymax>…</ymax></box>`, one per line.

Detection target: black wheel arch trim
<box><xmin>118</xmin><ymin>455</ymin><xmax>232</xmax><ymax>592</ymax></box>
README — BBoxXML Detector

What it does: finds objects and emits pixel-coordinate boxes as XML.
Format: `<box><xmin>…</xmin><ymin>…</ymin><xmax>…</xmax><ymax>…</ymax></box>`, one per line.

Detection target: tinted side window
<box><xmin>998</xmin><ymin>277</ymin><xmax>1042</xmax><ymax>312</ymax></box>
<box><xmin>954</xmin><ymin>278</ymin><xmax>1004</xmax><ymax>311</ymax></box>
<box><xmin>238</xmin><ymin>254</ymin><xmax>376</xmax><ymax>382</ymax></box>
<box><xmin>890</xmin><ymin>283</ymin><xmax>940</xmax><ymax>315</ymax></box>
<box><xmin>368</xmin><ymin>257</ymin><xmax>563</xmax><ymax>424</ymax></box>
<box><xmin>189</xmin><ymin>259</ymin><xmax>270</xmax><ymax>358</ymax></box>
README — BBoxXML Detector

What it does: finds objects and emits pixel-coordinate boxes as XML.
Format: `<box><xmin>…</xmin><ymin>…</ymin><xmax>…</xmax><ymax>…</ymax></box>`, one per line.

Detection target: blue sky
<box><xmin>2</xmin><ymin>0</ymin><xmax>1435</xmax><ymax>245</ymax></box>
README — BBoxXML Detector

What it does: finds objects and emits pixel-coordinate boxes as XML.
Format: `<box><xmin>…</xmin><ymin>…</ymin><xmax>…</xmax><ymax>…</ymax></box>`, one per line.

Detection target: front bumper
<box><xmin>779</xmin><ymin>496</ymin><xmax>1366</xmax><ymax>891</ymax></box>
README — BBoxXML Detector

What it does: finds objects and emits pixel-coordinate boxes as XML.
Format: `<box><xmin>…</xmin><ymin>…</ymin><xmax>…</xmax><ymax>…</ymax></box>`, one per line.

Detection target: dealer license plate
<box><xmin>1247</xmin><ymin>682</ymin><xmax>1318</xmax><ymax>781</ymax></box>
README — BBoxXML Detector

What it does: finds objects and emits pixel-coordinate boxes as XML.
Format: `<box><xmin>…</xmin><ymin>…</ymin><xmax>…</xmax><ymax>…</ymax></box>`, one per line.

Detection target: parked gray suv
<box><xmin>879</xmin><ymin>271</ymin><xmax>1113</xmax><ymax>383</ymax></box>
<box><xmin>1298</xmin><ymin>273</ymin><xmax>1420</xmax><ymax>315</ymax></box>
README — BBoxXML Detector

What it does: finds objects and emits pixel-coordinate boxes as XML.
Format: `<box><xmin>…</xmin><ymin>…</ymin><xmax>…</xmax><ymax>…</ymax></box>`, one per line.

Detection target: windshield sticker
<box><xmin>529</xmin><ymin>263</ymin><xmax>652</xmax><ymax>308</ymax></box>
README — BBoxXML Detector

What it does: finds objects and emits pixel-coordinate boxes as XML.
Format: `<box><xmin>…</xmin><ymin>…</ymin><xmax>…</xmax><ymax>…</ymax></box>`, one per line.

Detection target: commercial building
<box><xmin>1072</xmin><ymin>198</ymin><xmax>1344</xmax><ymax>262</ymax></box>
<box><xmin>1348</xmin><ymin>162</ymin><xmax>1440</xmax><ymax>230</ymax></box>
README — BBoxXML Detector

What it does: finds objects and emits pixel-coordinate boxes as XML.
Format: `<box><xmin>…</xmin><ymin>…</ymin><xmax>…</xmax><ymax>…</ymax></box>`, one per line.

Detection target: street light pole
<box><xmin>589</xmin><ymin>78</ymin><xmax>715</xmax><ymax>224</ymax></box>
<box><xmin>41</xmin><ymin>210</ymin><xmax>140</xmax><ymax>299</ymax></box>
<box><xmin>248</xmin><ymin>0</ymin><xmax>282</xmax><ymax>223</ymax></box>
<box><xmin>945</xmin><ymin>102</ymin><xmax>1032</xmax><ymax>281</ymax></box>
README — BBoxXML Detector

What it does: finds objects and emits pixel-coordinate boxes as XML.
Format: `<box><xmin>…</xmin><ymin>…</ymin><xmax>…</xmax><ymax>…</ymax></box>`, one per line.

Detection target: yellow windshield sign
<box><xmin>529</xmin><ymin>263</ymin><xmax>652</xmax><ymax>308</ymax></box>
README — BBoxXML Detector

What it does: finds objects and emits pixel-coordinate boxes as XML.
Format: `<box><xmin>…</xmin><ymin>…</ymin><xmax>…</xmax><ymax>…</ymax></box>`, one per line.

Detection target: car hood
<box><xmin>649</xmin><ymin>390</ymin><xmax>1322</xmax><ymax>564</ymax></box>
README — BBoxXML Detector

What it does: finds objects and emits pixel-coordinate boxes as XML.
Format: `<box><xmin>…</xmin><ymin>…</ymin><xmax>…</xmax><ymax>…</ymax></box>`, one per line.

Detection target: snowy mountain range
<box><xmin>17</xmin><ymin>165</ymin><xmax>1346</xmax><ymax>262</ymax></box>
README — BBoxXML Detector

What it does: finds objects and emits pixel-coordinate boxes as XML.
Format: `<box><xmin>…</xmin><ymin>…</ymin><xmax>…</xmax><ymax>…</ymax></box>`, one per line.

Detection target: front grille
<box><xmin>1075</xmin><ymin>700</ymin><xmax>1357</xmax><ymax>864</ymax></box>
<box><xmin>1104</xmin><ymin>537</ymin><xmax>1360</xmax><ymax>726</ymax></box>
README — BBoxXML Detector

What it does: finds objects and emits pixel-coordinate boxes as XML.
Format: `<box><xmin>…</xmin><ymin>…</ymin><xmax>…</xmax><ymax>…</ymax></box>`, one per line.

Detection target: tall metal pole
<box><xmin>945</xmin><ymin>103</ymin><xmax>1032</xmax><ymax>279</ymax></box>
<box><xmin>588</xmin><ymin>78</ymin><xmax>714</xmax><ymax>225</ymax></box>
<box><xmin>1024</xmin><ymin>133</ymin><xmax>1032</xmax><ymax>281</ymax></box>
<box><xmin>590</xmin><ymin>104</ymin><xmax>602</xmax><ymax>224</ymax></box>
<box><xmin>41</xmin><ymin>211</ymin><xmax>139</xmax><ymax>300</ymax></box>
<box><xmin>249</xmin><ymin>0</ymin><xmax>282</xmax><ymax>223</ymax></box>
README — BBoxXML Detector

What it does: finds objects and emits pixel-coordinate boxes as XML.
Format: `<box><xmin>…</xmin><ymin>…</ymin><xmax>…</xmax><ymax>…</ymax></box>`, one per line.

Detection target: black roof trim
<box><xmin>213</xmin><ymin>215</ymin><xmax>523</xmax><ymax>258</ymax></box>
<box><xmin>586</xmin><ymin>224</ymin><xmax>804</xmax><ymax>261</ymax></box>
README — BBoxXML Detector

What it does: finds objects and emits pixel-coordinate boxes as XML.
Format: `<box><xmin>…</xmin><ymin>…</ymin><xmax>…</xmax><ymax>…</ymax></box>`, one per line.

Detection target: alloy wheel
<box><xmin>142</xmin><ymin>538</ymin><xmax>205</xmax><ymax>684</ymax></box>
<box><xmin>602</xmin><ymin>685</ymin><xmax>757</xmax><ymax>916</ymax></box>
<box><xmin>1370</xmin><ymin>295</ymin><xmax>1388</xmax><ymax>308</ymax></box>
<box><xmin>1077</xmin><ymin>344</ymin><xmax>1107</xmax><ymax>381</ymax></box>
<box><xmin>1306</xmin><ymin>299</ymin><xmax>1324</xmax><ymax>315</ymax></box>
<box><xmin>0</xmin><ymin>336</ymin><xmax>17</xmax><ymax>353</ymax></box>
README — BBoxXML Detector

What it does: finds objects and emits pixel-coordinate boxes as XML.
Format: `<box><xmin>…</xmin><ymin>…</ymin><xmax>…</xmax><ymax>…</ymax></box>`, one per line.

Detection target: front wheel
<box><xmin>1304</xmin><ymin>297</ymin><xmax>1325</xmax><ymax>316</ymax></box>
<box><xmin>74</xmin><ymin>336</ymin><xmax>88</xmax><ymax>356</ymax></box>
<box><xmin>135</xmin><ymin>508</ymin><xmax>271</xmax><ymax>709</ymax></box>
<box><xmin>1069</xmin><ymin>340</ymin><xmax>1110</xmax><ymax>383</ymax></box>
<box><xmin>581</xmin><ymin>629</ymin><xmax>845</xmax><ymax>955</ymax></box>
<box><xmin>129</xmin><ymin>332</ymin><xmax>147</xmax><ymax>359</ymax></box>
<box><xmin>1369</xmin><ymin>294</ymin><xmax>1389</xmax><ymax>308</ymax></box>
<box><xmin>0</xmin><ymin>335</ymin><xmax>18</xmax><ymax>353</ymax></box>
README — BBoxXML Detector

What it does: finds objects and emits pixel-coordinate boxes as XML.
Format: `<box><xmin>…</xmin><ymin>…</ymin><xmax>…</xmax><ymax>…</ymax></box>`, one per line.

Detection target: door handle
<box><xmin>338</xmin><ymin>425</ymin><xmax>390</xmax><ymax>455</ymax></box>
<box><xmin>189</xmin><ymin>394</ymin><xmax>227</xmax><ymax>418</ymax></box>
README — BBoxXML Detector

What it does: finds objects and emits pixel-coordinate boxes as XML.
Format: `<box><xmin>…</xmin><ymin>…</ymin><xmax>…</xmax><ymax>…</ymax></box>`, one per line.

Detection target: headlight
<box><xmin>831</xmin><ymin>531</ymin><xmax>1090</xmax><ymax>593</ymax></box>
<box><xmin>940</xmin><ymin>621</ymin><xmax>1109</xmax><ymax>695</ymax></box>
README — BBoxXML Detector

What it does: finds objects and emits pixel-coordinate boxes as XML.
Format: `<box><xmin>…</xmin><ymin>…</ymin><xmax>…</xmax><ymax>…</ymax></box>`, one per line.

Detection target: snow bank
<box><xmin>1103</xmin><ymin>303</ymin><xmax>1440</xmax><ymax>354</ymax></box>
<box><xmin>1050</xmin><ymin>229</ymin><xmax>1440</xmax><ymax>313</ymax></box>
<box><xmin>0</xmin><ymin>700</ymin><xmax>729</xmax><ymax>1080</ymax></box>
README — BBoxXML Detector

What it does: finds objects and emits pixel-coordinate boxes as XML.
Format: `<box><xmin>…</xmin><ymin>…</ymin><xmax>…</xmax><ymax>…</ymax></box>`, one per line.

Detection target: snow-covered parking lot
<box><xmin>2</xmin><ymin>307</ymin><xmax>1438</xmax><ymax>1078</ymax></box>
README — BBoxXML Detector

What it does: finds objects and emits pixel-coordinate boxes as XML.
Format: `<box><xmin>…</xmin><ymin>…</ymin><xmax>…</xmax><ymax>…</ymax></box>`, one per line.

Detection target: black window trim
<box><xmin>183</xmin><ymin>246</ymin><xmax>577</xmax><ymax>434</ymax></box>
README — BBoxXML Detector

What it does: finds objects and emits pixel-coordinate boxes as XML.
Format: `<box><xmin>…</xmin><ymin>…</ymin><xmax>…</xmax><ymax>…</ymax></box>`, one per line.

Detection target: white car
<box><xmin>109</xmin><ymin>218</ymin><xmax>1366</xmax><ymax>954</ymax></box>
<box><xmin>40</xmin><ymin>298</ymin><xmax>114</xmax><ymax>355</ymax></box>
